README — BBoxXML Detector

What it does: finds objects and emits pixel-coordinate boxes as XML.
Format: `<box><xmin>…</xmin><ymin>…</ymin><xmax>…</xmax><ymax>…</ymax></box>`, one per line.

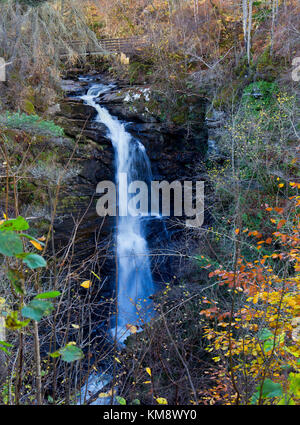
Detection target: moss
<box><xmin>242</xmin><ymin>80</ymin><xmax>278</xmax><ymax>113</ymax></box>
<box><xmin>56</xmin><ymin>195</ymin><xmax>89</xmax><ymax>213</ymax></box>
<box><xmin>22</xmin><ymin>99</ymin><xmax>36</xmax><ymax>115</ymax></box>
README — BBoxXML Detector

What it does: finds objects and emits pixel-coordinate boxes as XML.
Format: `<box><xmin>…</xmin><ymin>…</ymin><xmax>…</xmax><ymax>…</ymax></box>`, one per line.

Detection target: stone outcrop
<box><xmin>50</xmin><ymin>72</ymin><xmax>208</xmax><ymax>288</ymax></box>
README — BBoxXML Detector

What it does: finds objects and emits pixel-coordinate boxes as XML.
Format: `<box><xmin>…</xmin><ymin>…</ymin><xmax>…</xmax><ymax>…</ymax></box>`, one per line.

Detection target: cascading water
<box><xmin>80</xmin><ymin>83</ymin><xmax>155</xmax><ymax>343</ymax></box>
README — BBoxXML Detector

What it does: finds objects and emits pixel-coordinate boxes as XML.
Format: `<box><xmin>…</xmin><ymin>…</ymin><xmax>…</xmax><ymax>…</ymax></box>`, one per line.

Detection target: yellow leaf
<box><xmin>3</xmin><ymin>213</ymin><xmax>7</xmax><ymax>220</ymax></box>
<box><xmin>29</xmin><ymin>240</ymin><xmax>43</xmax><ymax>251</ymax></box>
<box><xmin>80</xmin><ymin>280</ymin><xmax>92</xmax><ymax>289</ymax></box>
<box><xmin>143</xmin><ymin>380</ymin><xmax>151</xmax><ymax>384</ymax></box>
<box><xmin>126</xmin><ymin>323</ymin><xmax>137</xmax><ymax>334</ymax></box>
<box><xmin>146</xmin><ymin>367</ymin><xmax>152</xmax><ymax>376</ymax></box>
<box><xmin>38</xmin><ymin>236</ymin><xmax>46</xmax><ymax>242</ymax></box>
<box><xmin>71</xmin><ymin>324</ymin><xmax>80</xmax><ymax>329</ymax></box>
<box><xmin>156</xmin><ymin>397</ymin><xmax>168</xmax><ymax>404</ymax></box>
<box><xmin>98</xmin><ymin>389</ymin><xmax>114</xmax><ymax>398</ymax></box>
<box><xmin>91</xmin><ymin>270</ymin><xmax>101</xmax><ymax>281</ymax></box>
<box><xmin>114</xmin><ymin>357</ymin><xmax>121</xmax><ymax>363</ymax></box>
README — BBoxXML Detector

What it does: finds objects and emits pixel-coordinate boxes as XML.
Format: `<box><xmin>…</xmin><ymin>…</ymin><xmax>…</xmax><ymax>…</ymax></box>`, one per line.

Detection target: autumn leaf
<box><xmin>29</xmin><ymin>240</ymin><xmax>43</xmax><ymax>251</ymax></box>
<box><xmin>274</xmin><ymin>207</ymin><xmax>284</xmax><ymax>214</ymax></box>
<box><xmin>126</xmin><ymin>323</ymin><xmax>137</xmax><ymax>334</ymax></box>
<box><xmin>146</xmin><ymin>367</ymin><xmax>152</xmax><ymax>376</ymax></box>
<box><xmin>80</xmin><ymin>280</ymin><xmax>92</xmax><ymax>289</ymax></box>
<box><xmin>277</xmin><ymin>219</ymin><xmax>286</xmax><ymax>230</ymax></box>
<box><xmin>156</xmin><ymin>397</ymin><xmax>168</xmax><ymax>404</ymax></box>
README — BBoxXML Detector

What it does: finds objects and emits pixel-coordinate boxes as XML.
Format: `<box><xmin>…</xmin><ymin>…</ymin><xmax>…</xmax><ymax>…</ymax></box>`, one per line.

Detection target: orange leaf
<box><xmin>29</xmin><ymin>240</ymin><xmax>43</xmax><ymax>251</ymax></box>
<box><xmin>274</xmin><ymin>207</ymin><xmax>284</xmax><ymax>214</ymax></box>
<box><xmin>277</xmin><ymin>219</ymin><xmax>286</xmax><ymax>230</ymax></box>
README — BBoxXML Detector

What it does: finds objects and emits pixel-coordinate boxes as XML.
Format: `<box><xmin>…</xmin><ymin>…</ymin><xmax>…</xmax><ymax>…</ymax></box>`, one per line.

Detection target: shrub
<box><xmin>0</xmin><ymin>112</ymin><xmax>64</xmax><ymax>136</ymax></box>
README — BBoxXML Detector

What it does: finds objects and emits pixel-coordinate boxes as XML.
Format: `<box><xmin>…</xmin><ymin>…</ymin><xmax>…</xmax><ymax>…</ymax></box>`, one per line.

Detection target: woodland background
<box><xmin>0</xmin><ymin>0</ymin><xmax>299</xmax><ymax>406</ymax></box>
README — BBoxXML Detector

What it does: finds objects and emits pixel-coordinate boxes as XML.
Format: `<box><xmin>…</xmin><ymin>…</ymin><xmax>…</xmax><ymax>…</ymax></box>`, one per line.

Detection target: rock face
<box><xmin>52</xmin><ymin>72</ymin><xmax>208</xmax><ymax>298</ymax></box>
<box><xmin>56</xmin><ymin>75</ymin><xmax>208</xmax><ymax>181</ymax></box>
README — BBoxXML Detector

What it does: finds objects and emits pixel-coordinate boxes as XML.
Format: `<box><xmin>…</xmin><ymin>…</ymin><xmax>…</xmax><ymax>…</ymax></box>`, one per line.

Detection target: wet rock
<box><xmin>60</xmin><ymin>79</ymin><xmax>87</xmax><ymax>96</ymax></box>
<box><xmin>206</xmin><ymin>109</ymin><xmax>225</xmax><ymax>129</ymax></box>
<box><xmin>58</xmin><ymin>100</ymin><xmax>96</xmax><ymax>120</ymax></box>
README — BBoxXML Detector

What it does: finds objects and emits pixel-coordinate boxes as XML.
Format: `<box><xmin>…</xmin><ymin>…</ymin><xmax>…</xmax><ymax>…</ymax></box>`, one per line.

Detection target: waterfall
<box><xmin>81</xmin><ymin>83</ymin><xmax>154</xmax><ymax>344</ymax></box>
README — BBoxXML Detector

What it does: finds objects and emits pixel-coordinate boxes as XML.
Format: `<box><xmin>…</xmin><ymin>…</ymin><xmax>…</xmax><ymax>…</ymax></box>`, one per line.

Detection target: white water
<box><xmin>81</xmin><ymin>83</ymin><xmax>154</xmax><ymax>343</ymax></box>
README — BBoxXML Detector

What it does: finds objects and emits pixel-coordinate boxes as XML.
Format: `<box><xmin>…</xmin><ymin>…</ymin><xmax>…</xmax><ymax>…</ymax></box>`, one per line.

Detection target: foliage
<box><xmin>0</xmin><ymin>112</ymin><xmax>64</xmax><ymax>136</ymax></box>
<box><xmin>0</xmin><ymin>215</ymin><xmax>84</xmax><ymax>404</ymax></box>
<box><xmin>242</xmin><ymin>81</ymin><xmax>279</xmax><ymax>113</ymax></box>
<box><xmin>201</xmin><ymin>193</ymin><xmax>300</xmax><ymax>405</ymax></box>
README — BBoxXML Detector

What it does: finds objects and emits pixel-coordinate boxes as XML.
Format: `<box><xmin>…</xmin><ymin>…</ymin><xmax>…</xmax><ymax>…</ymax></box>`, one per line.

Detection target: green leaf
<box><xmin>260</xmin><ymin>379</ymin><xmax>283</xmax><ymax>398</ymax></box>
<box><xmin>22</xmin><ymin>299</ymin><xmax>54</xmax><ymax>322</ymax></box>
<box><xmin>0</xmin><ymin>341</ymin><xmax>13</xmax><ymax>348</ymax></box>
<box><xmin>258</xmin><ymin>328</ymin><xmax>273</xmax><ymax>341</ymax></box>
<box><xmin>17</xmin><ymin>253</ymin><xmax>47</xmax><ymax>269</ymax></box>
<box><xmin>263</xmin><ymin>339</ymin><xmax>274</xmax><ymax>353</ymax></box>
<box><xmin>0</xmin><ymin>345</ymin><xmax>11</xmax><ymax>355</ymax></box>
<box><xmin>47</xmin><ymin>395</ymin><xmax>54</xmax><ymax>403</ymax></box>
<box><xmin>131</xmin><ymin>399</ymin><xmax>141</xmax><ymax>405</ymax></box>
<box><xmin>251</xmin><ymin>379</ymin><xmax>283</xmax><ymax>404</ymax></box>
<box><xmin>0</xmin><ymin>231</ymin><xmax>23</xmax><ymax>257</ymax></box>
<box><xmin>5</xmin><ymin>311</ymin><xmax>30</xmax><ymax>330</ymax></box>
<box><xmin>116</xmin><ymin>396</ymin><xmax>126</xmax><ymax>405</ymax></box>
<box><xmin>0</xmin><ymin>216</ymin><xmax>29</xmax><ymax>232</ymax></box>
<box><xmin>277</xmin><ymin>397</ymin><xmax>295</xmax><ymax>405</ymax></box>
<box><xmin>7</xmin><ymin>268</ymin><xmax>25</xmax><ymax>295</ymax></box>
<box><xmin>289</xmin><ymin>373</ymin><xmax>300</xmax><ymax>398</ymax></box>
<box><xmin>250</xmin><ymin>391</ymin><xmax>259</xmax><ymax>405</ymax></box>
<box><xmin>34</xmin><ymin>291</ymin><xmax>61</xmax><ymax>300</ymax></box>
<box><xmin>19</xmin><ymin>233</ymin><xmax>45</xmax><ymax>246</ymax></box>
<box><xmin>0</xmin><ymin>340</ymin><xmax>13</xmax><ymax>355</ymax></box>
<box><xmin>58</xmin><ymin>344</ymin><xmax>84</xmax><ymax>363</ymax></box>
